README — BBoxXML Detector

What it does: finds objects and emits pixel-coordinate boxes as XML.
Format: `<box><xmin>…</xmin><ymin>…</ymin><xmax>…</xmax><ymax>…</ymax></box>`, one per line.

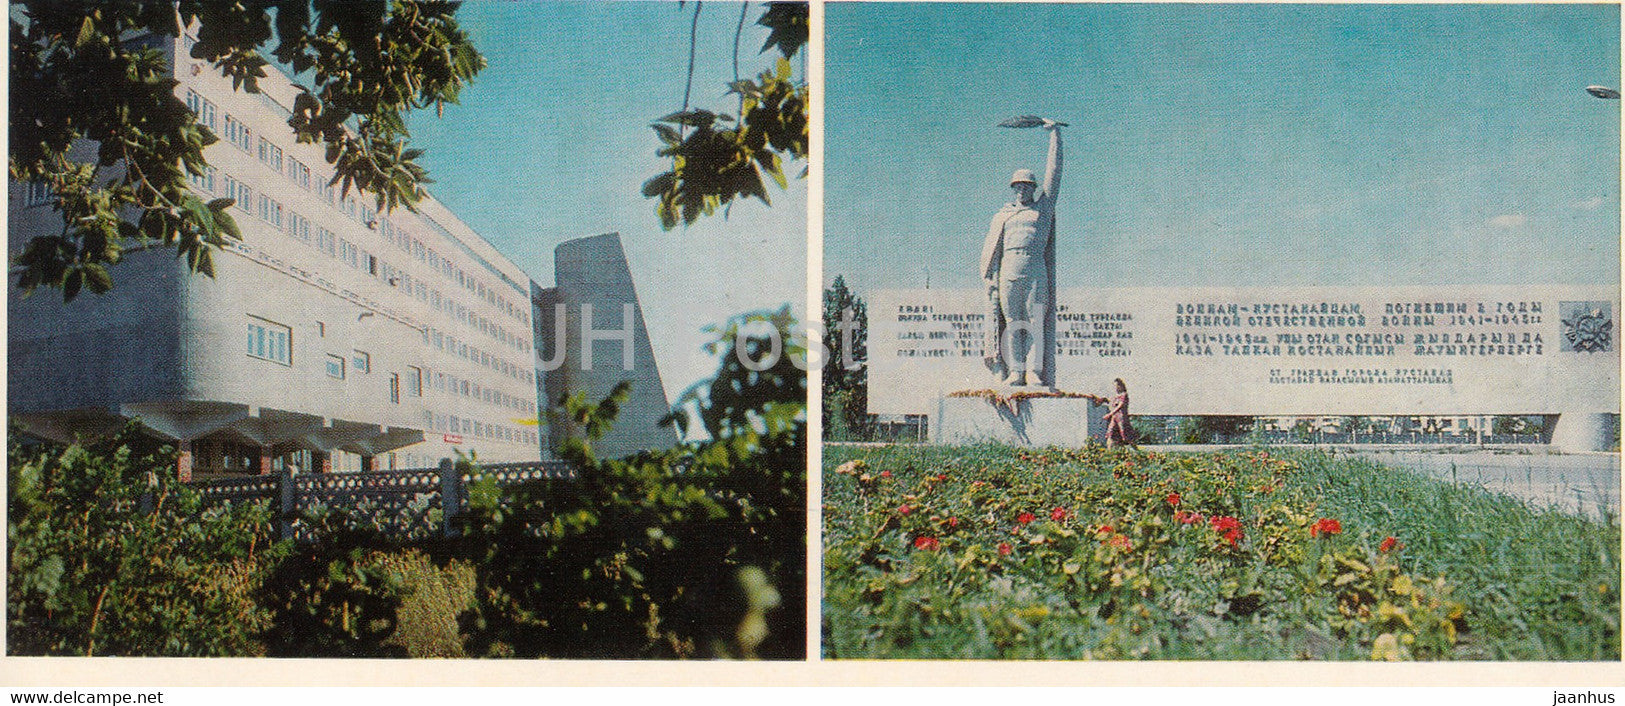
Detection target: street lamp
<box><xmin>1585</xmin><ymin>85</ymin><xmax>1620</xmax><ymax>99</ymax></box>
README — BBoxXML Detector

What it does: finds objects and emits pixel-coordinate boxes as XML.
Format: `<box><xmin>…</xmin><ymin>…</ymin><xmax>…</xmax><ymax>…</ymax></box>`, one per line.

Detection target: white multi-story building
<box><xmin>9</xmin><ymin>31</ymin><xmax>672</xmax><ymax>478</ymax></box>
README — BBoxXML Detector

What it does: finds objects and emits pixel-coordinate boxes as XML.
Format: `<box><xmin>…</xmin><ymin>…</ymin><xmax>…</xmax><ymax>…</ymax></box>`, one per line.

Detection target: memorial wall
<box><xmin>867</xmin><ymin>286</ymin><xmax>1619</xmax><ymax>418</ymax></box>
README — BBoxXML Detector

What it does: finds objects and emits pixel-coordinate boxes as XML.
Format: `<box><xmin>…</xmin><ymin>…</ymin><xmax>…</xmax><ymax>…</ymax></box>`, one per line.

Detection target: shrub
<box><xmin>457</xmin><ymin>307</ymin><xmax>807</xmax><ymax>659</ymax></box>
<box><xmin>259</xmin><ymin>506</ymin><xmax>412</xmax><ymax>658</ymax></box>
<box><xmin>377</xmin><ymin>551</ymin><xmax>476</xmax><ymax>658</ymax></box>
<box><xmin>8</xmin><ymin>423</ymin><xmax>282</xmax><ymax>656</ymax></box>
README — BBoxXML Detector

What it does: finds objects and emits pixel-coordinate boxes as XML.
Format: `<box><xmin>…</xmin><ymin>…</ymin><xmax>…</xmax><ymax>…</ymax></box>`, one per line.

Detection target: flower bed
<box><xmin>823</xmin><ymin>445</ymin><xmax>1619</xmax><ymax>660</ymax></box>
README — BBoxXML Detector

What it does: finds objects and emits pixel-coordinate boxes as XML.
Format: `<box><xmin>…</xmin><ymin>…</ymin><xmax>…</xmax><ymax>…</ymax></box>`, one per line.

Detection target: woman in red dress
<box><xmin>1105</xmin><ymin>378</ymin><xmax>1133</xmax><ymax>448</ymax></box>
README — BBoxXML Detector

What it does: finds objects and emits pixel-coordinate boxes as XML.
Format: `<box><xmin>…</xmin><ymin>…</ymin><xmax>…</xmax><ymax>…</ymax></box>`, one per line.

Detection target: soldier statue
<box><xmin>980</xmin><ymin>117</ymin><xmax>1062</xmax><ymax>387</ymax></box>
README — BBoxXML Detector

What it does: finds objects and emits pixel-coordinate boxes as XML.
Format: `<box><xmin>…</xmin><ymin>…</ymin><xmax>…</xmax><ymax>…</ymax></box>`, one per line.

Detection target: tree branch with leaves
<box><xmin>642</xmin><ymin>2</ymin><xmax>807</xmax><ymax>231</ymax></box>
<box><xmin>9</xmin><ymin>0</ymin><xmax>484</xmax><ymax>301</ymax></box>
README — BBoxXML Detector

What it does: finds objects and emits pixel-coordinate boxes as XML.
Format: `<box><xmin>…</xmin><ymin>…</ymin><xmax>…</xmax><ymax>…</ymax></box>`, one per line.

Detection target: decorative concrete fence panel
<box><xmin>190</xmin><ymin>459</ymin><xmax>577</xmax><ymax>541</ymax></box>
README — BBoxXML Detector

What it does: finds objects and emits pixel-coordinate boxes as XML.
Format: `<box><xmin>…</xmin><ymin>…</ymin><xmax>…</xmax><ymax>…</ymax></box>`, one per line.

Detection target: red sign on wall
<box><xmin>443</xmin><ymin>434</ymin><xmax>464</xmax><ymax>444</ymax></box>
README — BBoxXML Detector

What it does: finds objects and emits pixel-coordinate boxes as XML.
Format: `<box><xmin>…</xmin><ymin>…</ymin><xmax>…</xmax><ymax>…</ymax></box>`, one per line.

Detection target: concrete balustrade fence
<box><xmin>188</xmin><ymin>459</ymin><xmax>577</xmax><ymax>541</ymax></box>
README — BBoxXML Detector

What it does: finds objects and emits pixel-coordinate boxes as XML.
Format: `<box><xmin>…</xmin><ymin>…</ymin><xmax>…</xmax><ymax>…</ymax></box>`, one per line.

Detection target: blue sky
<box><xmin>825</xmin><ymin>3</ymin><xmax>1620</xmax><ymax>296</ymax></box>
<box><xmin>403</xmin><ymin>1</ymin><xmax>807</xmax><ymax>402</ymax></box>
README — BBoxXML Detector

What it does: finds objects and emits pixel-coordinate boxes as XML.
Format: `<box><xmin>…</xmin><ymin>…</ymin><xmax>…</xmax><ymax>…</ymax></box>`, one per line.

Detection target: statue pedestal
<box><xmin>930</xmin><ymin>391</ymin><xmax>1109</xmax><ymax>447</ymax></box>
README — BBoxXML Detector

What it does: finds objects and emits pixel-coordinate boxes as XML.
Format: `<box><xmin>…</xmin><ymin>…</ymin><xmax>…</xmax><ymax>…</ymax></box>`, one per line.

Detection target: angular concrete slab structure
<box><xmin>540</xmin><ymin>233</ymin><xmax>676</xmax><ymax>460</ymax></box>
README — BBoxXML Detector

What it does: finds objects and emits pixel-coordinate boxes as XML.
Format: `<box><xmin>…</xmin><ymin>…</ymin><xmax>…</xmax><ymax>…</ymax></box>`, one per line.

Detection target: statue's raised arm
<box><xmin>1039</xmin><ymin>120</ymin><xmax>1062</xmax><ymax>205</ymax></box>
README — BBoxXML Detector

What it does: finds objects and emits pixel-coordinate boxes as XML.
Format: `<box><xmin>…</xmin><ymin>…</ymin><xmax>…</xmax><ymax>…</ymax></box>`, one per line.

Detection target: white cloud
<box><xmin>1487</xmin><ymin>213</ymin><xmax>1527</xmax><ymax>229</ymax></box>
<box><xmin>1574</xmin><ymin>196</ymin><xmax>1606</xmax><ymax>211</ymax></box>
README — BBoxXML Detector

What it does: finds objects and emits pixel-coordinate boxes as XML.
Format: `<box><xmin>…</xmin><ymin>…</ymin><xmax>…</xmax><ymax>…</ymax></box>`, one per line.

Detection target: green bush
<box><xmin>377</xmin><ymin>551</ymin><xmax>476</xmax><ymax>658</ymax></box>
<box><xmin>458</xmin><ymin>308</ymin><xmax>807</xmax><ymax>659</ymax></box>
<box><xmin>7</xmin><ymin>424</ymin><xmax>282</xmax><ymax>656</ymax></box>
<box><xmin>258</xmin><ymin>505</ymin><xmax>414</xmax><ymax>658</ymax></box>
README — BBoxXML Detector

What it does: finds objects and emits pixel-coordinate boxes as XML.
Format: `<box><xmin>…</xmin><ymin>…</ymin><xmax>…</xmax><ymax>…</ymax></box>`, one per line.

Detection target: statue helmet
<box><xmin>1009</xmin><ymin>169</ymin><xmax>1037</xmax><ymax>186</ymax></box>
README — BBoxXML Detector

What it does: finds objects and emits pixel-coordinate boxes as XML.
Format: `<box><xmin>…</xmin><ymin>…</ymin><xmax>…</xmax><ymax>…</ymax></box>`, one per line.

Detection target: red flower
<box><xmin>937</xmin><ymin>473</ymin><xmax>949</xmax><ymax>481</ymax></box>
<box><xmin>913</xmin><ymin>536</ymin><xmax>940</xmax><ymax>551</ymax></box>
<box><xmin>1310</xmin><ymin>518</ymin><xmax>1342</xmax><ymax>538</ymax></box>
<box><xmin>1166</xmin><ymin>493</ymin><xmax>1181</xmax><ymax>507</ymax></box>
<box><xmin>1209</xmin><ymin>516</ymin><xmax>1244</xmax><ymax>547</ymax></box>
<box><xmin>1108</xmin><ymin>534</ymin><xmax>1132</xmax><ymax>550</ymax></box>
<box><xmin>1380</xmin><ymin>536</ymin><xmax>1401</xmax><ymax>553</ymax></box>
<box><xmin>897</xmin><ymin>504</ymin><xmax>912</xmax><ymax>515</ymax></box>
<box><xmin>1051</xmin><ymin>506</ymin><xmax>1069</xmax><ymax>521</ymax></box>
<box><xmin>998</xmin><ymin>542</ymin><xmax>1013</xmax><ymax>556</ymax></box>
<box><xmin>947</xmin><ymin>517</ymin><xmax>960</xmax><ymax>528</ymax></box>
<box><xmin>1017</xmin><ymin>512</ymin><xmax>1037</xmax><ymax>525</ymax></box>
<box><xmin>1095</xmin><ymin>525</ymin><xmax>1113</xmax><ymax>535</ymax></box>
<box><xmin>880</xmin><ymin>470</ymin><xmax>892</xmax><ymax>478</ymax></box>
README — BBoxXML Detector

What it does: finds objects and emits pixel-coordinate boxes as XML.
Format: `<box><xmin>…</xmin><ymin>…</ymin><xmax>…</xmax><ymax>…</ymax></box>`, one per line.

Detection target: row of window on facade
<box><xmin>420</xmin><ymin>366</ymin><xmax>536</xmax><ymax>417</ymax></box>
<box><xmin>426</xmin><ymin>409</ymin><xmax>537</xmax><ymax>447</ymax></box>
<box><xmin>183</xmin><ymin>34</ymin><xmax>531</xmax><ymax>329</ymax></box>
<box><xmin>378</xmin><ymin>216</ymin><xmax>532</xmax><ymax>331</ymax></box>
<box><xmin>23</xmin><ymin>65</ymin><xmax>524</xmax><ymax>341</ymax></box>
<box><xmin>190</xmin><ymin>161</ymin><xmax>533</xmax><ymax>387</ymax></box>
<box><xmin>1255</xmin><ymin>416</ymin><xmax>1513</xmax><ymax>433</ymax></box>
<box><xmin>246</xmin><ymin>317</ymin><xmax>398</xmax><ymax>383</ymax></box>
<box><xmin>192</xmin><ymin>158</ymin><xmax>530</xmax><ymax>366</ymax></box>
<box><xmin>23</xmin><ymin>181</ymin><xmax>52</xmax><ymax>206</ymax></box>
<box><xmin>48</xmin><ymin>157</ymin><xmax>539</xmax><ymax>396</ymax></box>
<box><xmin>185</xmin><ymin>88</ymin><xmax>532</xmax><ymax>337</ymax></box>
<box><xmin>248</xmin><ymin>319</ymin><xmax>535</xmax><ymax>447</ymax></box>
<box><xmin>429</xmin><ymin>326</ymin><xmax>533</xmax><ymax>386</ymax></box>
<box><xmin>189</xmin><ymin>442</ymin><xmax>466</xmax><ymax>476</ymax></box>
<box><xmin>247</xmin><ymin>316</ymin><xmax>534</xmax><ymax>419</ymax></box>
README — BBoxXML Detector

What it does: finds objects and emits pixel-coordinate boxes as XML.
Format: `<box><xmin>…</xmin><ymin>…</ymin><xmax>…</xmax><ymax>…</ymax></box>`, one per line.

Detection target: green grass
<box><xmin>821</xmin><ymin>444</ymin><xmax>1619</xmax><ymax>660</ymax></box>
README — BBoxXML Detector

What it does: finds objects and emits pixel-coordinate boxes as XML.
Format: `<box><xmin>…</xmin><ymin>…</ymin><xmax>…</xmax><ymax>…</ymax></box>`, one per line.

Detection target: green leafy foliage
<box><xmin>824</xmin><ymin>445</ymin><xmax>1619</xmax><ymax>660</ymax></box>
<box><xmin>755</xmin><ymin>2</ymin><xmax>808</xmax><ymax>59</ymax></box>
<box><xmin>644</xmin><ymin>2</ymin><xmax>808</xmax><ymax>230</ymax></box>
<box><xmin>822</xmin><ymin>276</ymin><xmax>869</xmax><ymax>440</ymax></box>
<box><xmin>7</xmin><ymin>423</ymin><xmax>283</xmax><ymax>656</ymax></box>
<box><xmin>259</xmin><ymin>505</ymin><xmax>414</xmax><ymax>658</ymax></box>
<box><xmin>459</xmin><ymin>309</ymin><xmax>807</xmax><ymax>659</ymax></box>
<box><xmin>664</xmin><ymin>306</ymin><xmax>806</xmax><ymax>447</ymax></box>
<box><xmin>373</xmin><ymin>550</ymin><xmax>477</xmax><ymax>658</ymax></box>
<box><xmin>9</xmin><ymin>0</ymin><xmax>483</xmax><ymax>300</ymax></box>
<box><xmin>1492</xmin><ymin>415</ymin><xmax>1546</xmax><ymax>438</ymax></box>
<box><xmin>8</xmin><ymin>427</ymin><xmax>476</xmax><ymax>658</ymax></box>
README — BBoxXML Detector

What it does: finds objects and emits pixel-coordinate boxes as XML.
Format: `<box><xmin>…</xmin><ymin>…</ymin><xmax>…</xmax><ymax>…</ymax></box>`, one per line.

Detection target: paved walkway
<box><xmin>1338</xmin><ymin>449</ymin><xmax>1619</xmax><ymax>520</ymax></box>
